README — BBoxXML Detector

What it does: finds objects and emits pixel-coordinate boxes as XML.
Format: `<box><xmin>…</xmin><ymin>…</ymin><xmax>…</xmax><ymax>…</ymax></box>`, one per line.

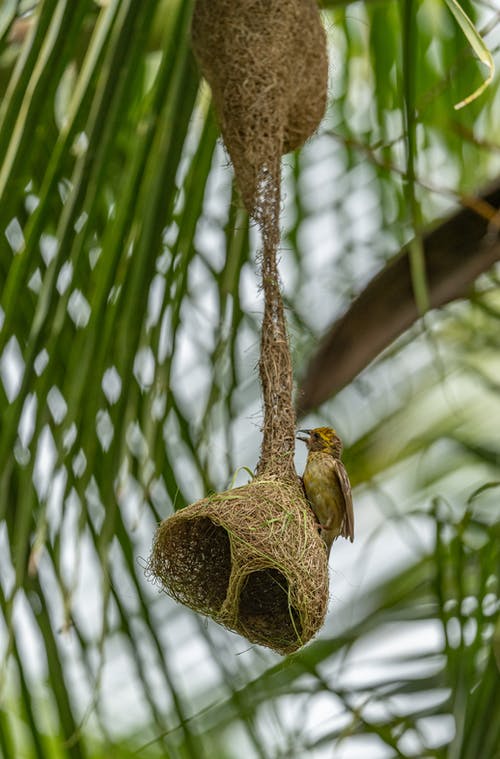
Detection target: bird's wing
<box><xmin>333</xmin><ymin>460</ymin><xmax>354</xmax><ymax>542</ymax></box>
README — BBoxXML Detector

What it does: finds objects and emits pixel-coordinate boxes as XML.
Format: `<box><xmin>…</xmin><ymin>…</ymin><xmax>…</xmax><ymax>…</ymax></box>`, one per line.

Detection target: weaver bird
<box><xmin>297</xmin><ymin>427</ymin><xmax>354</xmax><ymax>553</ymax></box>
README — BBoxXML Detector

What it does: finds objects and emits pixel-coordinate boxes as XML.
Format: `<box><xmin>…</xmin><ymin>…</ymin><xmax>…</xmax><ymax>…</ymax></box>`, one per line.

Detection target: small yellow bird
<box><xmin>297</xmin><ymin>427</ymin><xmax>354</xmax><ymax>553</ymax></box>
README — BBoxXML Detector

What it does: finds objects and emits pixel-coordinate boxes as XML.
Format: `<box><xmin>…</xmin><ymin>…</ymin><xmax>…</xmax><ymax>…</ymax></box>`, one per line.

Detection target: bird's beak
<box><xmin>296</xmin><ymin>429</ymin><xmax>311</xmax><ymax>443</ymax></box>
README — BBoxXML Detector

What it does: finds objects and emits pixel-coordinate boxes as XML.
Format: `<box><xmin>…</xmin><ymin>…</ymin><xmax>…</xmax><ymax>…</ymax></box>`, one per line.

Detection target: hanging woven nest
<box><xmin>148</xmin><ymin>477</ymin><xmax>328</xmax><ymax>654</ymax></box>
<box><xmin>147</xmin><ymin>0</ymin><xmax>329</xmax><ymax>654</ymax></box>
<box><xmin>191</xmin><ymin>0</ymin><xmax>328</xmax><ymax>218</ymax></box>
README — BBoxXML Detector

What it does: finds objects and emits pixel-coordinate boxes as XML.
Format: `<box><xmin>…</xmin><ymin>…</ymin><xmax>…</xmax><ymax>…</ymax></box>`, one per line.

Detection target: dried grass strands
<box><xmin>148</xmin><ymin>478</ymin><xmax>328</xmax><ymax>654</ymax></box>
<box><xmin>191</xmin><ymin>0</ymin><xmax>328</xmax><ymax>219</ymax></box>
<box><xmin>147</xmin><ymin>1</ymin><xmax>329</xmax><ymax>654</ymax></box>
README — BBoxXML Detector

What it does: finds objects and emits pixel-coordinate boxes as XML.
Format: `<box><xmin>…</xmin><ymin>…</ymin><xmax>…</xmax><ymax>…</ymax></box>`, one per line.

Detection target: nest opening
<box><xmin>238</xmin><ymin>568</ymin><xmax>302</xmax><ymax>646</ymax></box>
<box><xmin>149</xmin><ymin>516</ymin><xmax>232</xmax><ymax>615</ymax></box>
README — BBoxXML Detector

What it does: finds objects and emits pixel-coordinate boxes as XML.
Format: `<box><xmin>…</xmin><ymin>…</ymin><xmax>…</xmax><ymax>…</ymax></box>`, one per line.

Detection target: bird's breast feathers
<box><xmin>303</xmin><ymin>454</ymin><xmax>341</xmax><ymax>515</ymax></box>
<box><xmin>303</xmin><ymin>451</ymin><xmax>354</xmax><ymax>542</ymax></box>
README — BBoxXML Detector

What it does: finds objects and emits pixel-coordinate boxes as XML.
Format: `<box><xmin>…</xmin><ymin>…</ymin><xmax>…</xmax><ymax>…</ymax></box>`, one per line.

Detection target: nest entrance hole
<box><xmin>238</xmin><ymin>567</ymin><xmax>302</xmax><ymax>646</ymax></box>
<box><xmin>153</xmin><ymin>516</ymin><xmax>231</xmax><ymax>614</ymax></box>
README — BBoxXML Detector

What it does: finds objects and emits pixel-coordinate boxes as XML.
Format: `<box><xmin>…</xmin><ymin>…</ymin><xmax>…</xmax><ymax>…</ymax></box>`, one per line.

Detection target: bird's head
<box><xmin>297</xmin><ymin>427</ymin><xmax>343</xmax><ymax>456</ymax></box>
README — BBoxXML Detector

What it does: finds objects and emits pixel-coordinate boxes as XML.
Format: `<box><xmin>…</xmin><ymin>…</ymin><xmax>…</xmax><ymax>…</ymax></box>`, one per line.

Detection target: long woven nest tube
<box><xmin>147</xmin><ymin>0</ymin><xmax>329</xmax><ymax>654</ymax></box>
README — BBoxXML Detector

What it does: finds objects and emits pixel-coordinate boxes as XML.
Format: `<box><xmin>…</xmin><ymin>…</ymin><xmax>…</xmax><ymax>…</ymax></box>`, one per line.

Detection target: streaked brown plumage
<box><xmin>297</xmin><ymin>427</ymin><xmax>354</xmax><ymax>553</ymax></box>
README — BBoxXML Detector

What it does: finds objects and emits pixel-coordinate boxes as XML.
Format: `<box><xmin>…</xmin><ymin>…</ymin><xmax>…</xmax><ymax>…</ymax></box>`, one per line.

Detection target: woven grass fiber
<box><xmin>191</xmin><ymin>0</ymin><xmax>328</xmax><ymax>218</ymax></box>
<box><xmin>148</xmin><ymin>477</ymin><xmax>328</xmax><ymax>654</ymax></box>
<box><xmin>148</xmin><ymin>0</ymin><xmax>329</xmax><ymax>655</ymax></box>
